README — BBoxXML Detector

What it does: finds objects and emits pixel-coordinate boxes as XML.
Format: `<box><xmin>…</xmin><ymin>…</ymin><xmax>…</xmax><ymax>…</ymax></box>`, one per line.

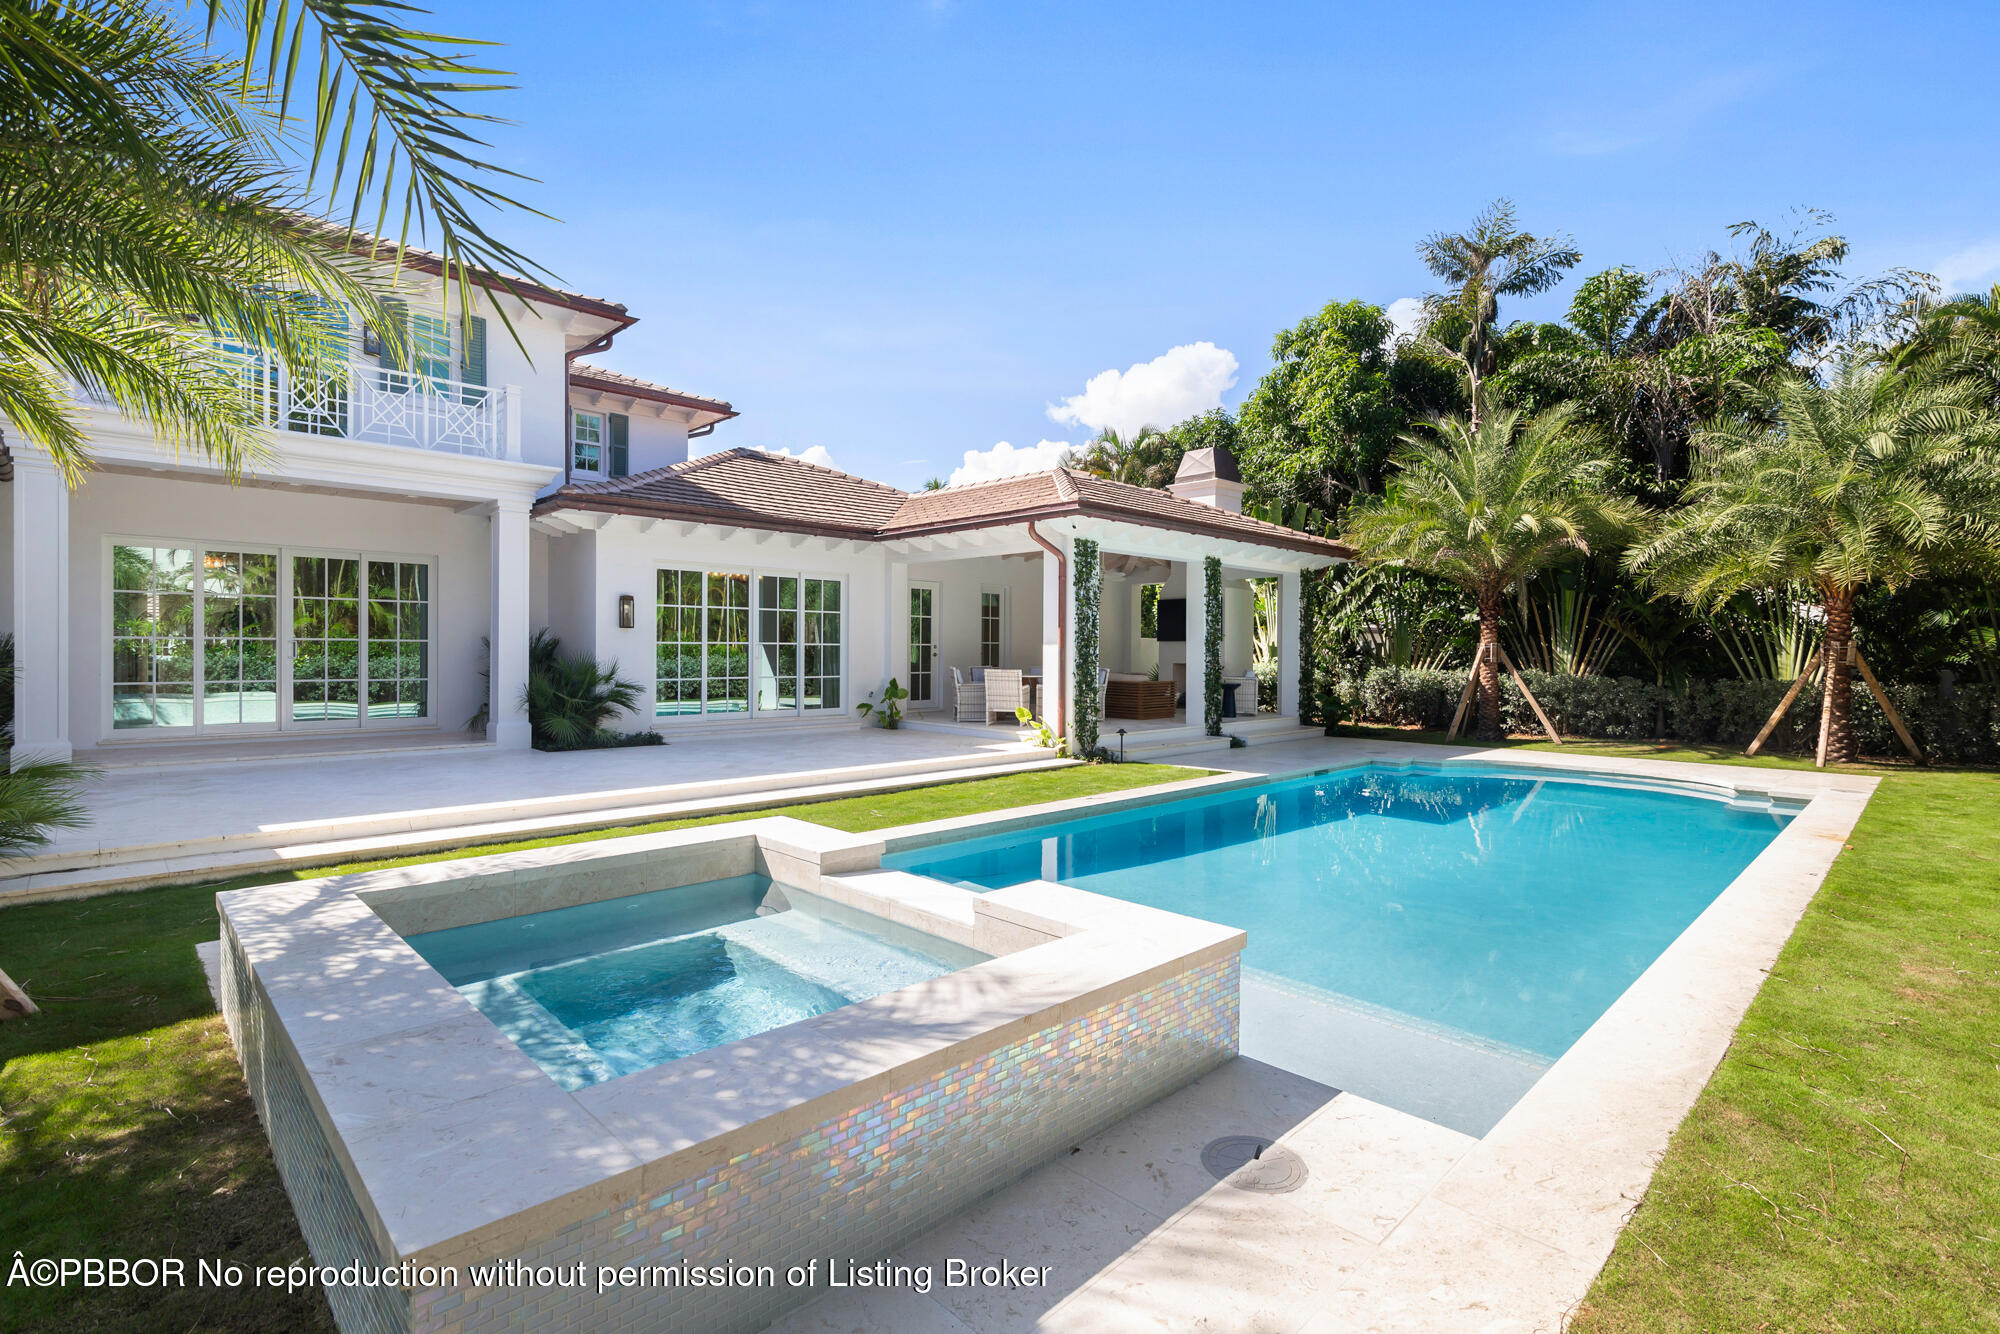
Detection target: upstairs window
<box><xmin>573</xmin><ymin>411</ymin><xmax>603</xmax><ymax>474</ymax></box>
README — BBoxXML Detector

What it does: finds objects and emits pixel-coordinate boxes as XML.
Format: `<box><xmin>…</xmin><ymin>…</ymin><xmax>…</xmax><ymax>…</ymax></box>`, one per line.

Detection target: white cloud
<box><xmin>946</xmin><ymin>439</ymin><xmax>1074</xmax><ymax>487</ymax></box>
<box><xmin>1385</xmin><ymin>296</ymin><xmax>1425</xmax><ymax>345</ymax></box>
<box><xmin>1046</xmin><ymin>342</ymin><xmax>1238</xmax><ymax>438</ymax></box>
<box><xmin>752</xmin><ymin>444</ymin><xmax>837</xmax><ymax>470</ymax></box>
<box><xmin>1933</xmin><ymin>239</ymin><xmax>2000</xmax><ymax>295</ymax></box>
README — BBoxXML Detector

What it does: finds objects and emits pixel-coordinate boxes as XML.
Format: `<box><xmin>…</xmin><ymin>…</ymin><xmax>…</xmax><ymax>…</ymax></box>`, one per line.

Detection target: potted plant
<box><xmin>857</xmin><ymin>678</ymin><xmax>910</xmax><ymax>729</ymax></box>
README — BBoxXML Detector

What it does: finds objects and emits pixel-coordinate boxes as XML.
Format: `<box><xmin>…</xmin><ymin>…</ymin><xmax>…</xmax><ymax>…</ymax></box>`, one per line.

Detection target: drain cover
<box><xmin>1200</xmin><ymin>1136</ymin><xmax>1308</xmax><ymax>1193</ymax></box>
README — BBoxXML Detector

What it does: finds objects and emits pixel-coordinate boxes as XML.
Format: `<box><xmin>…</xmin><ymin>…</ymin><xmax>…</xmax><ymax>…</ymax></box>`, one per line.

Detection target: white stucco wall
<box><xmin>549</xmin><ymin>519</ymin><xmax>892</xmax><ymax>731</ymax></box>
<box><xmin>66</xmin><ymin>471</ymin><xmax>494</xmax><ymax>747</ymax></box>
<box><xmin>563</xmin><ymin>394</ymin><xmax>697</xmax><ymax>483</ymax></box>
<box><xmin>904</xmin><ymin>554</ymin><xmax>1045</xmax><ymax>703</ymax></box>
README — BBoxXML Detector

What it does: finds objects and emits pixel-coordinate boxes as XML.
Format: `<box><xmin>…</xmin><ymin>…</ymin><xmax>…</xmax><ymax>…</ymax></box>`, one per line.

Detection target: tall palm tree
<box><xmin>1417</xmin><ymin>199</ymin><xmax>1581</xmax><ymax>426</ymax></box>
<box><xmin>1344</xmin><ymin>405</ymin><xmax>1645</xmax><ymax>738</ymax></box>
<box><xmin>1627</xmin><ymin>359</ymin><xmax>2000</xmax><ymax>764</ymax></box>
<box><xmin>0</xmin><ymin>0</ymin><xmax>544</xmax><ymax>481</ymax></box>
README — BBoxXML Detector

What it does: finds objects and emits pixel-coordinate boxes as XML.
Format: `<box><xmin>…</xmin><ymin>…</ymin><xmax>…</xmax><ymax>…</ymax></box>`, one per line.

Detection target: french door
<box><xmin>755</xmin><ymin>574</ymin><xmax>843</xmax><ymax>715</ymax></box>
<box><xmin>109</xmin><ymin>540</ymin><xmax>431</xmax><ymax>736</ymax></box>
<box><xmin>908</xmin><ymin>582</ymin><xmax>938</xmax><ymax>706</ymax></box>
<box><xmin>288</xmin><ymin>554</ymin><xmax>432</xmax><ymax>727</ymax></box>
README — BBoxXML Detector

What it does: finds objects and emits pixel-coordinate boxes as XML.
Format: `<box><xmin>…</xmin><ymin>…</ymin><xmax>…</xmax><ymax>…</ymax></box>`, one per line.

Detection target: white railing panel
<box><xmin>215</xmin><ymin>350</ymin><xmax>506</xmax><ymax>458</ymax></box>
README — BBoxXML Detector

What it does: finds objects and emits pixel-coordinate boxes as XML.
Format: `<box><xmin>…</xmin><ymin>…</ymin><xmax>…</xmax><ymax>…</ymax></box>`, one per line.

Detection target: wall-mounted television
<box><xmin>1156</xmin><ymin>597</ymin><xmax>1187</xmax><ymax>643</ymax></box>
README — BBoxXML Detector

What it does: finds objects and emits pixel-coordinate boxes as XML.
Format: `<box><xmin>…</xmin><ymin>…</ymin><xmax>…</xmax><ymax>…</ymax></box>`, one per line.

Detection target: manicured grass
<box><xmin>1539</xmin><ymin>748</ymin><xmax>2000</xmax><ymax>1332</ymax></box>
<box><xmin>1349</xmin><ymin>727</ymin><xmax>2000</xmax><ymax>1328</ymax></box>
<box><xmin>0</xmin><ymin>761</ymin><xmax>1200</xmax><ymax>1334</ymax></box>
<box><xmin>1349</xmin><ymin>727</ymin><xmax>2000</xmax><ymax>1332</ymax></box>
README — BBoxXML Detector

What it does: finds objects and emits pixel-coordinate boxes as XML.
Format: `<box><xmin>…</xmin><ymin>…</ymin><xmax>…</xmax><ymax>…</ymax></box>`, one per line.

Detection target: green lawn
<box><xmin>8</xmin><ymin>741</ymin><xmax>1998</xmax><ymax>1332</ymax></box>
<box><xmin>1341</xmin><ymin>726</ymin><xmax>2000</xmax><ymax>1332</ymax></box>
<box><xmin>0</xmin><ymin>761</ymin><xmax>1200</xmax><ymax>1334</ymax></box>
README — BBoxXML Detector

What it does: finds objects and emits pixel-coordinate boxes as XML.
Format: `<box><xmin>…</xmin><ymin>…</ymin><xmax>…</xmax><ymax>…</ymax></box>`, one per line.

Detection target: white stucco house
<box><xmin>2</xmin><ymin>248</ymin><xmax>1350</xmax><ymax>766</ymax></box>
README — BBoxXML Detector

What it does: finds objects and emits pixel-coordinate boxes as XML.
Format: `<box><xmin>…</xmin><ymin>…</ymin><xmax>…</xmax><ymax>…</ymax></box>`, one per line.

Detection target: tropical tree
<box><xmin>1892</xmin><ymin>283</ymin><xmax>2000</xmax><ymax>410</ymax></box>
<box><xmin>1416</xmin><ymin>199</ymin><xmax>1581</xmax><ymax>425</ymax></box>
<box><xmin>0</xmin><ymin>0</ymin><xmax>542</xmax><ymax>481</ymax></box>
<box><xmin>1237</xmin><ymin>299</ymin><xmax>1409</xmax><ymax>508</ymax></box>
<box><xmin>1068</xmin><ymin>425</ymin><xmax>1178</xmax><ymax>487</ymax></box>
<box><xmin>1627</xmin><ymin>360</ymin><xmax>2000</xmax><ymax>763</ymax></box>
<box><xmin>1344</xmin><ymin>405</ymin><xmax>1645</xmax><ymax>738</ymax></box>
<box><xmin>1495</xmin><ymin>266</ymin><xmax>1785</xmax><ymax>488</ymax></box>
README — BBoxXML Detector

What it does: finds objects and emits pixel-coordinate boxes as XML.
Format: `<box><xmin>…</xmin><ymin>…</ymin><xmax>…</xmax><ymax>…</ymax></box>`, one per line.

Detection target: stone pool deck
<box><xmin>768</xmin><ymin>738</ymin><xmax>1879</xmax><ymax>1333</ymax></box>
<box><xmin>1</xmin><ymin>726</ymin><xmax>1060</xmax><ymax>903</ymax></box>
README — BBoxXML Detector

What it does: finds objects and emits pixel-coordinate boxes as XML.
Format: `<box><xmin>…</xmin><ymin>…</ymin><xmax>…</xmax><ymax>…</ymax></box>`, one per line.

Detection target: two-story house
<box><xmin>3</xmin><ymin>244</ymin><xmax>1347</xmax><ymax>768</ymax></box>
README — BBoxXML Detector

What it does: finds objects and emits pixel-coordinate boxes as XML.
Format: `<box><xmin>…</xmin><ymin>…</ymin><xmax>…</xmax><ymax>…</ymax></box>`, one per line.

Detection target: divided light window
<box><xmin>656</xmin><ymin>568</ymin><xmax>842</xmax><ymax>718</ymax></box>
<box><xmin>979</xmin><ymin>590</ymin><xmax>1004</xmax><ymax>668</ymax></box>
<box><xmin>573</xmin><ymin>411</ymin><xmax>603</xmax><ymax>474</ymax></box>
<box><xmin>110</xmin><ymin>542</ymin><xmax>429</xmax><ymax>734</ymax></box>
<box><xmin>656</xmin><ymin>569</ymin><xmax>750</xmax><ymax>716</ymax></box>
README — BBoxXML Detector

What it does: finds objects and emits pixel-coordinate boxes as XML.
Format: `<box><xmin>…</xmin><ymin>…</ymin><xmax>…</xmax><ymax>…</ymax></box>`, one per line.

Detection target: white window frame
<box><xmin>653</xmin><ymin>563</ymin><xmax>850</xmax><ymax>722</ymax></box>
<box><xmin>907</xmin><ymin>580</ymin><xmax>940</xmax><ymax>706</ymax></box>
<box><xmin>100</xmin><ymin>534</ymin><xmax>438</xmax><ymax>742</ymax></box>
<box><xmin>572</xmin><ymin>410</ymin><xmax>604</xmax><ymax>476</ymax></box>
<box><xmin>978</xmin><ymin>584</ymin><xmax>1010</xmax><ymax>668</ymax></box>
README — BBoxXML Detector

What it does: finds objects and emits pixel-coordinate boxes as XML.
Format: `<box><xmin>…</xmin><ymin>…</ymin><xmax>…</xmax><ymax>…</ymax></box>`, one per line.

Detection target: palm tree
<box><xmin>1068</xmin><ymin>425</ymin><xmax>1175</xmax><ymax>488</ymax></box>
<box><xmin>1627</xmin><ymin>359</ymin><xmax>2000</xmax><ymax>764</ymax></box>
<box><xmin>0</xmin><ymin>0</ymin><xmax>543</xmax><ymax>481</ymax></box>
<box><xmin>1417</xmin><ymin>199</ymin><xmax>1581</xmax><ymax>426</ymax></box>
<box><xmin>521</xmin><ymin>630</ymin><xmax>647</xmax><ymax>750</ymax></box>
<box><xmin>1344</xmin><ymin>405</ymin><xmax>1645</xmax><ymax>738</ymax></box>
<box><xmin>1892</xmin><ymin>283</ymin><xmax>2000</xmax><ymax>410</ymax></box>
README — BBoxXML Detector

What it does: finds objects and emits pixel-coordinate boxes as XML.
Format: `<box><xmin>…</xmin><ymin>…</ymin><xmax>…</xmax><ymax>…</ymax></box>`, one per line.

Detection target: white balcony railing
<box><xmin>223</xmin><ymin>352</ymin><xmax>521</xmax><ymax>459</ymax></box>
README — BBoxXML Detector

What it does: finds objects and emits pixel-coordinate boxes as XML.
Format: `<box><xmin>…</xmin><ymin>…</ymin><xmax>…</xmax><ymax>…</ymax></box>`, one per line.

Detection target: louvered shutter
<box><xmin>460</xmin><ymin>315</ymin><xmax>487</xmax><ymax>403</ymax></box>
<box><xmin>609</xmin><ymin>413</ymin><xmax>630</xmax><ymax>477</ymax></box>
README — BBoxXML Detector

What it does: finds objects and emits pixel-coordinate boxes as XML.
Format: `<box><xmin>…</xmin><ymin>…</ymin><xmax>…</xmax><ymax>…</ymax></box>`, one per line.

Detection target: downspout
<box><xmin>1025</xmin><ymin>521</ymin><xmax>1068</xmax><ymax>743</ymax></box>
<box><xmin>563</xmin><ymin>328</ymin><xmax>621</xmax><ymax>487</ymax></box>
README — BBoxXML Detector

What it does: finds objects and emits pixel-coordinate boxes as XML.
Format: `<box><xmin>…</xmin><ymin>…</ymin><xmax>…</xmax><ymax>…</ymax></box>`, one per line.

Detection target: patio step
<box><xmin>0</xmin><ymin>747</ymin><xmax>1069</xmax><ymax>903</ymax></box>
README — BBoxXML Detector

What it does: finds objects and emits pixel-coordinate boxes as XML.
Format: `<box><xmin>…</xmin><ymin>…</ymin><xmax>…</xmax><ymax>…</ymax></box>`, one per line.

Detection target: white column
<box><xmin>1040</xmin><ymin>535</ymin><xmax>1067</xmax><ymax>739</ymax></box>
<box><xmin>501</xmin><ymin>385</ymin><xmax>523</xmax><ymax>461</ymax></box>
<box><xmin>488</xmin><ymin>498</ymin><xmax>532</xmax><ymax>749</ymax></box>
<box><xmin>1185</xmin><ymin>555</ymin><xmax>1213</xmax><ymax>734</ymax></box>
<box><xmin>1279</xmin><ymin>569</ymin><xmax>1304</xmax><ymax>720</ymax></box>
<box><xmin>11</xmin><ymin>452</ymin><xmax>71</xmax><ymax>765</ymax></box>
<box><xmin>884</xmin><ymin>558</ymin><xmax>909</xmax><ymax>706</ymax></box>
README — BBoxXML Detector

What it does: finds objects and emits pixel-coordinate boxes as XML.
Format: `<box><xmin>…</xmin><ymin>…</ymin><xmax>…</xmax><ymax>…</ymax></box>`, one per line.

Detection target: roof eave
<box><xmin>534</xmin><ymin>492</ymin><xmax>882</xmax><ymax>541</ymax></box>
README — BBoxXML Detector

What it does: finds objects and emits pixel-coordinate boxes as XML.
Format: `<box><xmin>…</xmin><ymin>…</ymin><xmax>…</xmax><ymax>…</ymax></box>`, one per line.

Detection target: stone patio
<box><xmin>2</xmin><ymin>725</ymin><xmax>1059</xmax><ymax>902</ymax></box>
<box><xmin>765</xmin><ymin>738</ymin><xmax>1877</xmax><ymax>1333</ymax></box>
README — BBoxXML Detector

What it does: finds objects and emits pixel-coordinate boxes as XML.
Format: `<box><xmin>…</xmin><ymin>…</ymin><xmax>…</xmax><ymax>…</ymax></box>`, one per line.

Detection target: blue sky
<box><xmin>456</xmin><ymin>1</ymin><xmax>2000</xmax><ymax>490</ymax></box>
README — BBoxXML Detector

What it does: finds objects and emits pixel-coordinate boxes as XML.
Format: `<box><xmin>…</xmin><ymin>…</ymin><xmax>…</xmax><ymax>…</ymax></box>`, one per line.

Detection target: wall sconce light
<box><xmin>617</xmin><ymin>594</ymin><xmax>636</xmax><ymax>629</ymax></box>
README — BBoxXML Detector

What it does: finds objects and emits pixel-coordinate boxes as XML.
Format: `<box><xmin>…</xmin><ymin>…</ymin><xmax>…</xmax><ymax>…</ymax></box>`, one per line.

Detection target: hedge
<box><xmin>1348</xmin><ymin>666</ymin><xmax>2000</xmax><ymax>764</ymax></box>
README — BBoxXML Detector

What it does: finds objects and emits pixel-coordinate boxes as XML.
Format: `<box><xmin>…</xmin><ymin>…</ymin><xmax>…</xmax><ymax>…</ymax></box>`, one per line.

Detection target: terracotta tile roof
<box><xmin>286</xmin><ymin>214</ymin><xmax>633</xmax><ymax>324</ymax></box>
<box><xmin>570</xmin><ymin>362</ymin><xmax>736</xmax><ymax>419</ymax></box>
<box><xmin>556</xmin><ymin>447</ymin><xmax>907</xmax><ymax>537</ymax></box>
<box><xmin>540</xmin><ymin>454</ymin><xmax>1353</xmax><ymax>559</ymax></box>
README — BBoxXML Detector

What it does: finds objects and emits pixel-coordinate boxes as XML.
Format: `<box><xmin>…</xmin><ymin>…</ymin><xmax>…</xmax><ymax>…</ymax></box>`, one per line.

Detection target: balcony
<box><xmin>224</xmin><ymin>352</ymin><xmax>522</xmax><ymax>460</ymax></box>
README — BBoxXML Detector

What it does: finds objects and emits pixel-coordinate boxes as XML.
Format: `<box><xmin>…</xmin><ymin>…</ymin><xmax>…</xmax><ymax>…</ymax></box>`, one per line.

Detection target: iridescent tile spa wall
<box><xmin>226</xmin><ymin>928</ymin><xmax>1237</xmax><ymax>1334</ymax></box>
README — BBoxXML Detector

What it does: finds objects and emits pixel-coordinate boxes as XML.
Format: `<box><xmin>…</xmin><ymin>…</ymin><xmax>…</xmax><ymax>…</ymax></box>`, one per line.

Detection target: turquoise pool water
<box><xmin>407</xmin><ymin>876</ymin><xmax>989</xmax><ymax>1090</ymax></box>
<box><xmin>886</xmin><ymin>763</ymin><xmax>1794</xmax><ymax>1068</ymax></box>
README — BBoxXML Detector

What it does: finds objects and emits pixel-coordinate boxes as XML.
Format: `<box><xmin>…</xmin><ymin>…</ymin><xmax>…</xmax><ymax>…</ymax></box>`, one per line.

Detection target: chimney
<box><xmin>1168</xmin><ymin>446</ymin><xmax>1244</xmax><ymax>512</ymax></box>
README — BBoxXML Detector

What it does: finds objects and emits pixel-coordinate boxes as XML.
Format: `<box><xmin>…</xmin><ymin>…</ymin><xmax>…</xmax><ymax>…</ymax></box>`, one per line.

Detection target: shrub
<box><xmin>1346</xmin><ymin>662</ymin><xmax>2000</xmax><ymax>764</ymax></box>
<box><xmin>523</xmin><ymin>630</ymin><xmax>660</xmax><ymax>751</ymax></box>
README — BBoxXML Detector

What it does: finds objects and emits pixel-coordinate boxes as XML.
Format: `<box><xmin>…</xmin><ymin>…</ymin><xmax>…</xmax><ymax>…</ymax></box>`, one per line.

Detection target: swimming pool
<box><xmin>887</xmin><ymin>762</ymin><xmax>1797</xmax><ymax>1131</ymax></box>
<box><xmin>407</xmin><ymin>874</ymin><xmax>990</xmax><ymax>1090</ymax></box>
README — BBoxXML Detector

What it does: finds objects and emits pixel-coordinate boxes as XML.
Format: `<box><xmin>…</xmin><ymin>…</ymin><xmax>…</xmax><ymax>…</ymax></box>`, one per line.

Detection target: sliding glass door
<box><xmin>658</xmin><ymin>567</ymin><xmax>846</xmax><ymax>720</ymax></box>
<box><xmin>109</xmin><ymin>541</ymin><xmax>431</xmax><ymax>736</ymax></box>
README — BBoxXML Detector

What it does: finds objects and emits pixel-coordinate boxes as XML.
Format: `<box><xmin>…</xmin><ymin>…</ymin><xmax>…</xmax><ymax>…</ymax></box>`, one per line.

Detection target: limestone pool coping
<box><xmin>218</xmin><ymin>816</ymin><xmax>1244</xmax><ymax>1275</ymax></box>
<box><xmin>772</xmin><ymin>736</ymin><xmax>1880</xmax><ymax>1331</ymax></box>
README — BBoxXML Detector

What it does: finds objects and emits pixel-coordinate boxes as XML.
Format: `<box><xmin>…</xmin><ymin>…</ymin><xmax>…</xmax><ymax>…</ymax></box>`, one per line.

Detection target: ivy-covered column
<box><xmin>1072</xmin><ymin>538</ymin><xmax>1101</xmax><ymax>758</ymax></box>
<box><xmin>1202</xmin><ymin>555</ymin><xmax>1224</xmax><ymax>736</ymax></box>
